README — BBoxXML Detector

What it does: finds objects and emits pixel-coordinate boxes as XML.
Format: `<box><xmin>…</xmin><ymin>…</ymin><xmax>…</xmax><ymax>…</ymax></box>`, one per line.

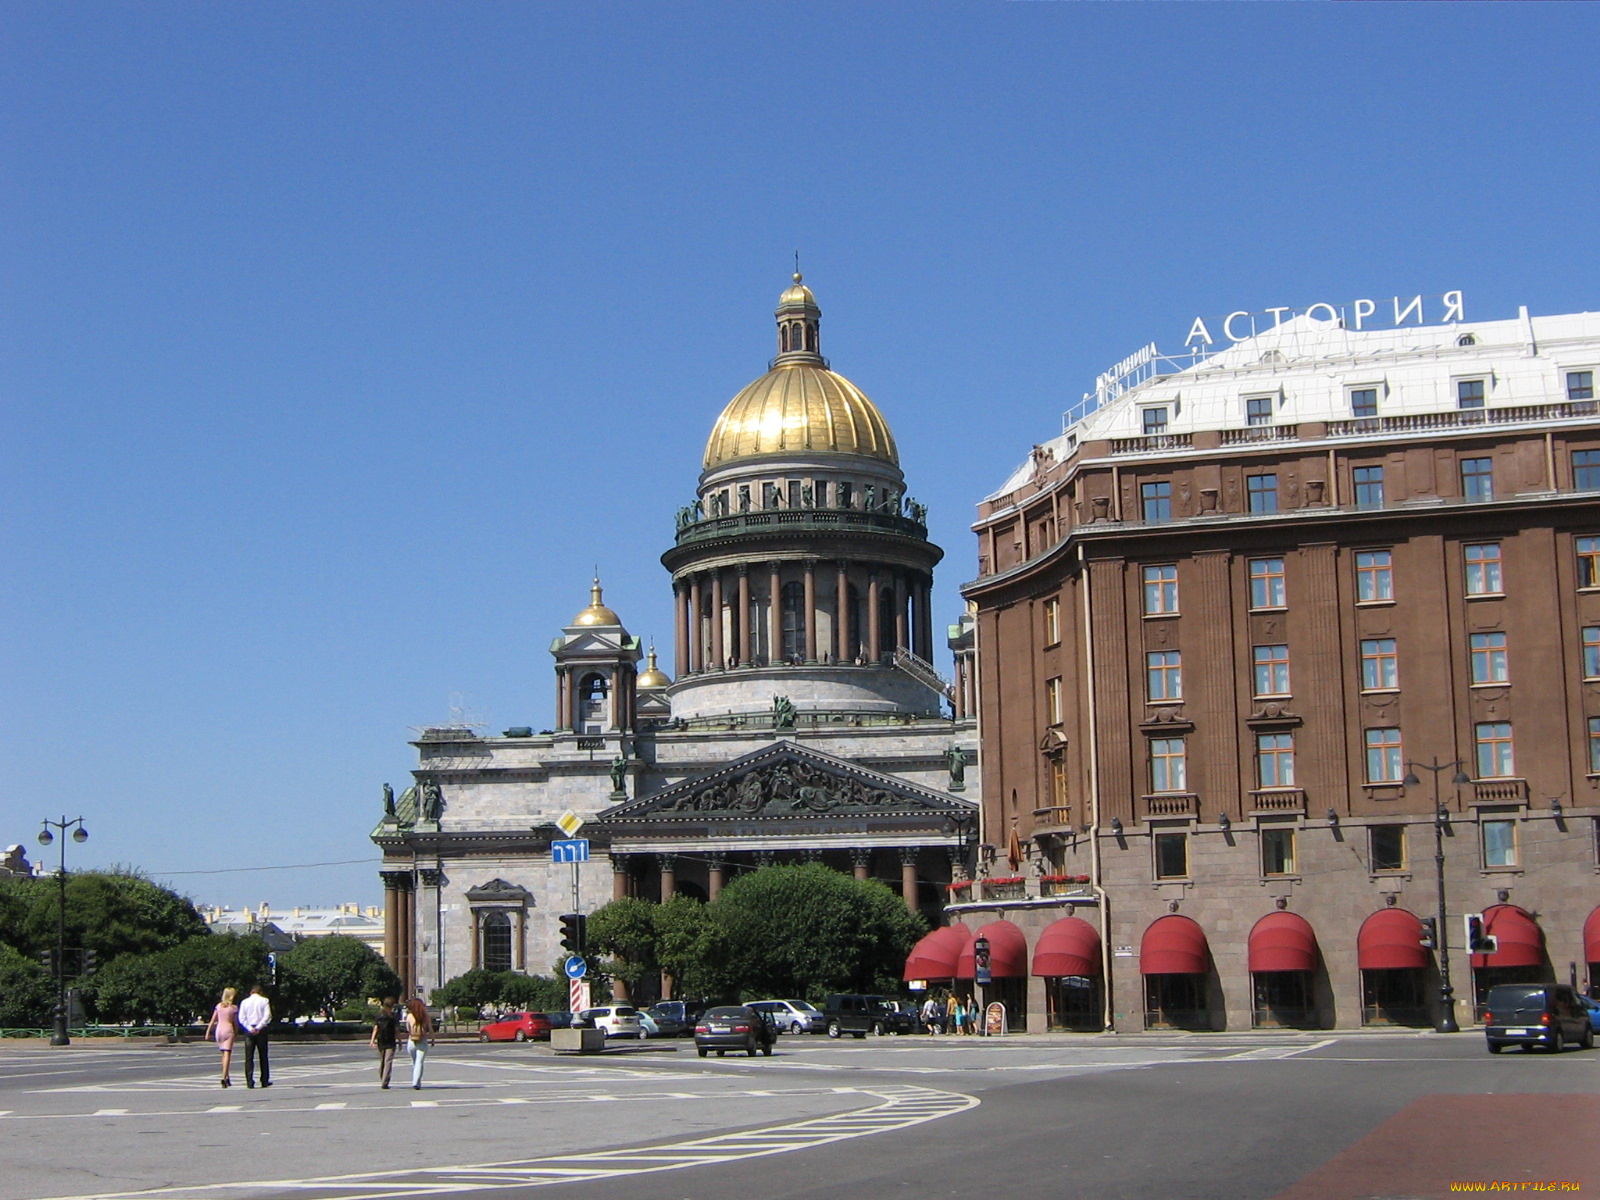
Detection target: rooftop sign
<box><xmin>1185</xmin><ymin>290</ymin><xmax>1465</xmax><ymax>346</ymax></box>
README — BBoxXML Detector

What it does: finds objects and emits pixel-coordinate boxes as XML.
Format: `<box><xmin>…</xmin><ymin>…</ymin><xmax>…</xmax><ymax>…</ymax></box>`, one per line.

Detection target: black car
<box><xmin>643</xmin><ymin>1004</ymin><xmax>689</xmax><ymax>1037</ymax></box>
<box><xmin>821</xmin><ymin>993</ymin><xmax>910</xmax><ymax>1039</ymax></box>
<box><xmin>693</xmin><ymin>1005</ymin><xmax>776</xmax><ymax>1057</ymax></box>
<box><xmin>1483</xmin><ymin>983</ymin><xmax>1595</xmax><ymax>1053</ymax></box>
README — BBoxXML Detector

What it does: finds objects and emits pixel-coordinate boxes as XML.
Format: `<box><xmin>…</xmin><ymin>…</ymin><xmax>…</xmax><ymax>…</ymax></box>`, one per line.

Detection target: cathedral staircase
<box><xmin>892</xmin><ymin>648</ymin><xmax>952</xmax><ymax>701</ymax></box>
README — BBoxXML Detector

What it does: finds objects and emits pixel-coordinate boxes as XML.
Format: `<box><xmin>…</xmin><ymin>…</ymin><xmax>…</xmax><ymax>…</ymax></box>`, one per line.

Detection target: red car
<box><xmin>478</xmin><ymin>1011</ymin><xmax>554</xmax><ymax>1042</ymax></box>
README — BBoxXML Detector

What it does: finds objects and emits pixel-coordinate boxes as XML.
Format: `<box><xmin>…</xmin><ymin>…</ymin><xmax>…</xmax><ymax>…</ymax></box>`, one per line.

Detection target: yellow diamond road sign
<box><xmin>556</xmin><ymin>810</ymin><xmax>584</xmax><ymax>838</ymax></box>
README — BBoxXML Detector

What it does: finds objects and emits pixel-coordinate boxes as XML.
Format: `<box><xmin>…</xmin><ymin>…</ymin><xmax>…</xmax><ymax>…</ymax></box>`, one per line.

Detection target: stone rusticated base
<box><xmin>551</xmin><ymin>1028</ymin><xmax>608</xmax><ymax>1053</ymax></box>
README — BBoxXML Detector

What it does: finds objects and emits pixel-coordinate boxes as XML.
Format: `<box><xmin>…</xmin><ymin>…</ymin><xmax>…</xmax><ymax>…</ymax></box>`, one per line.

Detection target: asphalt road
<box><xmin>2</xmin><ymin>1030</ymin><xmax>1595</xmax><ymax>1200</ymax></box>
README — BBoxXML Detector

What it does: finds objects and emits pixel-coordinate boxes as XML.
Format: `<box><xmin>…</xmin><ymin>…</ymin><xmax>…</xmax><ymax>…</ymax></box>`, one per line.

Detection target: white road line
<box><xmin>91</xmin><ymin>1109</ymin><xmax>128</xmax><ymax>1116</ymax></box>
<box><xmin>32</xmin><ymin>1084</ymin><xmax>976</xmax><ymax>1200</ymax></box>
<box><xmin>314</xmin><ymin>1102</ymin><xmax>347</xmax><ymax>1110</ymax></box>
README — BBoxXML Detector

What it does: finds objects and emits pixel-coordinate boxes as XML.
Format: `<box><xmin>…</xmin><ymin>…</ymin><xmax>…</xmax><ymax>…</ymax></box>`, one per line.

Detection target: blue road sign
<box><xmin>552</xmin><ymin>838</ymin><xmax>591</xmax><ymax>864</ymax></box>
<box><xmin>564</xmin><ymin>955</ymin><xmax>587</xmax><ymax>980</ymax></box>
<box><xmin>975</xmin><ymin>965</ymin><xmax>992</xmax><ymax>986</ymax></box>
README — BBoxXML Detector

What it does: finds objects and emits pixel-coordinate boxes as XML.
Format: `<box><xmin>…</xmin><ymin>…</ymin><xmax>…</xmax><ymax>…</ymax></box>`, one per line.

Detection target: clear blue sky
<box><xmin>4</xmin><ymin>3</ymin><xmax>1596</xmax><ymax>911</ymax></box>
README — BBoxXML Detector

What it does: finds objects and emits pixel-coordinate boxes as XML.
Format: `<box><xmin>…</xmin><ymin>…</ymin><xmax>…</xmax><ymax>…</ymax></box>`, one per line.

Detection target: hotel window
<box><xmin>1588</xmin><ymin>717</ymin><xmax>1600</xmax><ymax>774</ymax></box>
<box><xmin>1143</xmin><ymin>564</ymin><xmax>1179</xmax><ymax>615</ymax></box>
<box><xmin>1574</xmin><ymin>450</ymin><xmax>1600</xmax><ymax>491</ymax></box>
<box><xmin>1469</xmin><ymin>632</ymin><xmax>1508</xmax><ymax>684</ymax></box>
<box><xmin>1360</xmin><ymin>638</ymin><xmax>1399</xmax><ymax>690</ymax></box>
<box><xmin>1146</xmin><ymin>651</ymin><xmax>1182</xmax><ymax>702</ymax></box>
<box><xmin>1247</xmin><ymin>473</ymin><xmax>1279</xmax><ymax>514</ymax></box>
<box><xmin>1568</xmin><ymin>370</ymin><xmax>1595</xmax><ymax>402</ymax></box>
<box><xmin>1350</xmin><ymin>387</ymin><xmax>1379</xmax><ymax>419</ymax></box>
<box><xmin>1143</xmin><ymin>406</ymin><xmax>1169</xmax><ymax>435</ymax></box>
<box><xmin>1142</xmin><ymin>481</ymin><xmax>1172</xmax><ymax>522</ymax></box>
<box><xmin>1253</xmin><ymin>644</ymin><xmax>1291</xmax><ymax>697</ymax></box>
<box><xmin>1043</xmin><ymin>598</ymin><xmax>1060</xmax><ymax>646</ymax></box>
<box><xmin>1248</xmin><ymin>557</ymin><xmax>1286</xmax><ymax>609</ymax></box>
<box><xmin>1482</xmin><ymin>818</ymin><xmax>1518</xmax><ymax>869</ymax></box>
<box><xmin>1474</xmin><ymin>721</ymin><xmax>1515</xmax><ymax>779</ymax></box>
<box><xmin>1045</xmin><ymin>677</ymin><xmax>1063</xmax><ymax>726</ymax></box>
<box><xmin>1256</xmin><ymin>732</ymin><xmax>1296</xmax><ymax>788</ymax></box>
<box><xmin>1583</xmin><ymin>627</ymin><xmax>1600</xmax><ymax>678</ymax></box>
<box><xmin>1050</xmin><ymin>756</ymin><xmax>1069</xmax><ymax>808</ymax></box>
<box><xmin>1457</xmin><ymin>378</ymin><xmax>1486</xmax><ymax>410</ymax></box>
<box><xmin>1150</xmin><ymin>738</ymin><xmax>1187</xmax><ymax>793</ymax></box>
<box><xmin>1154</xmin><ymin>832</ymin><xmax>1189</xmax><ymax>880</ymax></box>
<box><xmin>1365</xmin><ymin>728</ymin><xmax>1404</xmax><ymax>783</ymax></box>
<box><xmin>1464</xmin><ymin>543</ymin><xmax>1502</xmax><ymax>596</ymax></box>
<box><xmin>1261</xmin><ymin>826</ymin><xmax>1297</xmax><ymax>876</ymax></box>
<box><xmin>1353</xmin><ymin>466</ymin><xmax>1385</xmax><ymax>508</ymax></box>
<box><xmin>1246</xmin><ymin>395</ymin><xmax>1274</xmax><ymax>426</ymax></box>
<box><xmin>1355</xmin><ymin>549</ymin><xmax>1394</xmax><ymax>602</ymax></box>
<box><xmin>1578</xmin><ymin>536</ymin><xmax>1600</xmax><ymax>589</ymax></box>
<box><xmin>1369</xmin><ymin>825</ymin><xmax>1406</xmax><ymax>873</ymax></box>
<box><xmin>1460</xmin><ymin>457</ymin><xmax>1494</xmax><ymax>501</ymax></box>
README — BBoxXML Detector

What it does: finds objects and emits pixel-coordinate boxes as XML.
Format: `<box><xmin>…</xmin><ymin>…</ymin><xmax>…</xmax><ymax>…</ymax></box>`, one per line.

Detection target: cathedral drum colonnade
<box><xmin>374</xmin><ymin>276</ymin><xmax>979</xmax><ymax>1005</ymax></box>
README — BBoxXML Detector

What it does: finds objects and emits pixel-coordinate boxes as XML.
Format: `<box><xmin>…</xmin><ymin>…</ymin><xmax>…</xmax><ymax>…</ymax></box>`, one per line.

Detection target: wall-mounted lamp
<box><xmin>1218</xmin><ymin>813</ymin><xmax>1231</xmax><ymax>832</ymax></box>
<box><xmin>1326</xmin><ymin>808</ymin><xmax>1339</xmax><ymax>826</ymax></box>
<box><xmin>1110</xmin><ymin>817</ymin><xmax>1124</xmax><ymax>834</ymax></box>
<box><xmin>1551</xmin><ymin>796</ymin><xmax>1565</xmax><ymax>817</ymax></box>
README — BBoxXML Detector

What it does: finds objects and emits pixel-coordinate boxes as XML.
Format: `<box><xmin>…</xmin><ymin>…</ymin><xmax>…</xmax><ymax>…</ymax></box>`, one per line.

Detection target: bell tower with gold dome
<box><xmin>550</xmin><ymin>577</ymin><xmax>642</xmax><ymax>735</ymax></box>
<box><xmin>662</xmin><ymin>276</ymin><xmax>944</xmax><ymax>721</ymax></box>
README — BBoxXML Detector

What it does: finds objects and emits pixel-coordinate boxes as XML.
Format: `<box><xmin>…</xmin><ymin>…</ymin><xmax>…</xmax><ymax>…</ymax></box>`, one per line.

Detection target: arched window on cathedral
<box><xmin>781</xmin><ymin>581</ymin><xmax>806</xmax><ymax>662</ymax></box>
<box><xmin>481</xmin><ymin>911</ymin><xmax>512</xmax><ymax>972</ymax></box>
<box><xmin>578</xmin><ymin>673</ymin><xmax>608</xmax><ymax>732</ymax></box>
<box><xmin>878</xmin><ymin>586</ymin><xmax>898</xmax><ymax>659</ymax></box>
<box><xmin>847</xmin><ymin>583</ymin><xmax>864</xmax><ymax>661</ymax></box>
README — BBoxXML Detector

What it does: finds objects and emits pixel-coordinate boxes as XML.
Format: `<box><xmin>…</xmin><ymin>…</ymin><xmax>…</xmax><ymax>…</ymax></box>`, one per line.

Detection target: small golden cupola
<box><xmin>571</xmin><ymin>578</ymin><xmax>622</xmax><ymax>627</ymax></box>
<box><xmin>636</xmin><ymin>645</ymin><xmax>671</xmax><ymax>689</ymax></box>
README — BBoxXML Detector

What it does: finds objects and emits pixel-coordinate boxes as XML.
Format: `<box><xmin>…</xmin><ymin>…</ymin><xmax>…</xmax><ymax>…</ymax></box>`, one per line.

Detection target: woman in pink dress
<box><xmin>203</xmin><ymin>987</ymin><xmax>239</xmax><ymax>1087</ymax></box>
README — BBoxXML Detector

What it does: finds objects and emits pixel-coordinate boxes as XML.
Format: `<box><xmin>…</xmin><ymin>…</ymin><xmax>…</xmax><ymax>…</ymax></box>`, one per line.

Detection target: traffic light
<box><xmin>1418</xmin><ymin>917</ymin><xmax>1437</xmax><ymax>950</ymax></box>
<box><xmin>1466</xmin><ymin>914</ymin><xmax>1497</xmax><ymax>954</ymax></box>
<box><xmin>39</xmin><ymin>948</ymin><xmax>54</xmax><ymax>972</ymax></box>
<box><xmin>559</xmin><ymin>913</ymin><xmax>587</xmax><ymax>955</ymax></box>
<box><xmin>81</xmin><ymin>949</ymin><xmax>97</xmax><ymax>978</ymax></box>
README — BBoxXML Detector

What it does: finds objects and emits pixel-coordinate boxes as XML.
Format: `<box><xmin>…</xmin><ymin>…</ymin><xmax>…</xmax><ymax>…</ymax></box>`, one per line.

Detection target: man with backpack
<box><xmin>370</xmin><ymin>997</ymin><xmax>400</xmax><ymax>1089</ymax></box>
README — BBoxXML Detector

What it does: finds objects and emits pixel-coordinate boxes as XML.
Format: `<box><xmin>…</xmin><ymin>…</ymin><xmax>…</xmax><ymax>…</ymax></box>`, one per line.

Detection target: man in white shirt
<box><xmin>238</xmin><ymin>984</ymin><xmax>272</xmax><ymax>1088</ymax></box>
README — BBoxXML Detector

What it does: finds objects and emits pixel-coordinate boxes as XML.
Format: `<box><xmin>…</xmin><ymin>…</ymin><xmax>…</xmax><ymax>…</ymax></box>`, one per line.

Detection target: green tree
<box><xmin>654</xmin><ymin>893</ymin><xmax>726</xmax><ymax>1000</ymax></box>
<box><xmin>92</xmin><ymin>934</ymin><xmax>270</xmax><ymax>1026</ymax></box>
<box><xmin>0</xmin><ymin>943</ymin><xmax>55</xmax><ymax>1027</ymax></box>
<box><xmin>709</xmin><ymin>864</ymin><xmax>925</xmax><ymax>1000</ymax></box>
<box><xmin>0</xmin><ymin>870</ymin><xmax>208</xmax><ymax>970</ymax></box>
<box><xmin>434</xmin><ymin>969</ymin><xmax>567</xmax><ymax>1013</ymax></box>
<box><xmin>276</xmin><ymin>935</ymin><xmax>400</xmax><ymax>1021</ymax></box>
<box><xmin>587</xmin><ymin>896</ymin><xmax>659</xmax><ymax>993</ymax></box>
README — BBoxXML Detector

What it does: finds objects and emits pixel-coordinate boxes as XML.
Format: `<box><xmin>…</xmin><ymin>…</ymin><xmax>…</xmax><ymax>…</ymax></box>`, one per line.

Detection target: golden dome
<box><xmin>637</xmin><ymin>646</ymin><xmax>670</xmax><ymax>689</ymax></box>
<box><xmin>779</xmin><ymin>272</ymin><xmax>815</xmax><ymax>308</ymax></box>
<box><xmin>704</xmin><ymin>362</ymin><xmax>898</xmax><ymax>468</ymax></box>
<box><xmin>571</xmin><ymin>578</ymin><xmax>621</xmax><ymax>627</ymax></box>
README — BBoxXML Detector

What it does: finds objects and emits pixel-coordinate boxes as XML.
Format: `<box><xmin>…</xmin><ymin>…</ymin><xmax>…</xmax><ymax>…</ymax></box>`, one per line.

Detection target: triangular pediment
<box><xmin>465</xmin><ymin>877</ymin><xmax>533</xmax><ymax>902</ymax></box>
<box><xmin>599</xmin><ymin>741</ymin><xmax>974</xmax><ymax>824</ymax></box>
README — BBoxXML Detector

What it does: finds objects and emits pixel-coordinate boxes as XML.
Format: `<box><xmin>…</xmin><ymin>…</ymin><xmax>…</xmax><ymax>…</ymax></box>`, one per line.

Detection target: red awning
<box><xmin>1032</xmin><ymin>917</ymin><xmax>1102</xmax><ymax>977</ymax></box>
<box><xmin>1357</xmin><ymin>908</ymin><xmax>1428</xmax><ymax>971</ymax></box>
<box><xmin>1472</xmin><ymin>904</ymin><xmax>1543</xmax><ymax>969</ymax></box>
<box><xmin>903</xmin><ymin>924</ymin><xmax>970</xmax><ymax>982</ymax></box>
<box><xmin>956</xmin><ymin>919</ymin><xmax>1028</xmax><ymax>979</ymax></box>
<box><xmin>1248</xmin><ymin>912</ymin><xmax>1318</xmax><ymax>974</ymax></box>
<box><xmin>1140</xmin><ymin>915</ymin><xmax>1210</xmax><ymax>976</ymax></box>
<box><xmin>1585</xmin><ymin>906</ymin><xmax>1600</xmax><ymax>965</ymax></box>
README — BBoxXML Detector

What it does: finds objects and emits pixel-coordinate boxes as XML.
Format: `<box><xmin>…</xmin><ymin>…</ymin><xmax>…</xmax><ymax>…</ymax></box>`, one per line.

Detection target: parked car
<box><xmin>643</xmin><ymin>1004</ymin><xmax>689</xmax><ymax>1037</ymax></box>
<box><xmin>478</xmin><ymin>1011</ymin><xmax>553</xmax><ymax>1042</ymax></box>
<box><xmin>1582</xmin><ymin>995</ymin><xmax>1600</xmax><ymax>1034</ymax></box>
<box><xmin>545</xmin><ymin>1011</ymin><xmax>579</xmax><ymax>1032</ymax></box>
<box><xmin>694</xmin><ymin>1005</ymin><xmax>776</xmax><ymax>1057</ymax></box>
<box><xmin>1483</xmin><ymin>983</ymin><xmax>1595</xmax><ymax>1053</ymax></box>
<box><xmin>747</xmin><ymin>999</ymin><xmax>826</xmax><ymax>1035</ymax></box>
<box><xmin>821</xmin><ymin>993</ymin><xmax>908</xmax><ymax>1039</ymax></box>
<box><xmin>576</xmin><ymin>1006</ymin><xmax>644</xmax><ymax>1038</ymax></box>
<box><xmin>866</xmin><ymin>997</ymin><xmax>920</xmax><ymax>1035</ymax></box>
<box><xmin>648</xmin><ymin>1000</ymin><xmax>705</xmax><ymax>1028</ymax></box>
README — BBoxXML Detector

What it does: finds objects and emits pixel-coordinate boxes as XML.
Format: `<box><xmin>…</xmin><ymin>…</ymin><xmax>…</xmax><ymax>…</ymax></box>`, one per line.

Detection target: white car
<box><xmin>748</xmin><ymin>999</ymin><xmax>826</xmax><ymax>1035</ymax></box>
<box><xmin>578</xmin><ymin>1006</ymin><xmax>643</xmax><ymax>1038</ymax></box>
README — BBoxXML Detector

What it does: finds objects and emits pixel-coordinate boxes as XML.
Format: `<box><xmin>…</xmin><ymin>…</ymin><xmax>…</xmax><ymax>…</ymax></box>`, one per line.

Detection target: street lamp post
<box><xmin>1402</xmin><ymin>760</ymin><xmax>1470</xmax><ymax>1034</ymax></box>
<box><xmin>37</xmin><ymin>816</ymin><xmax>88</xmax><ymax>1047</ymax></box>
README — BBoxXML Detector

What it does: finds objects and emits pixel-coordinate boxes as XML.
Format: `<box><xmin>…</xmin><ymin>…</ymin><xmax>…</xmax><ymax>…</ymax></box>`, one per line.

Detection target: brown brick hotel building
<box><xmin>955</xmin><ymin>303</ymin><xmax>1600</xmax><ymax>1033</ymax></box>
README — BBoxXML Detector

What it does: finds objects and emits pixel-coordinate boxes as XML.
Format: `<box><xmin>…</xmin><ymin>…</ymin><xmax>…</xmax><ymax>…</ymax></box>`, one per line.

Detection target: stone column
<box><xmin>914</xmin><ymin>577</ymin><xmax>933</xmax><ymax>661</ymax></box>
<box><xmin>659</xmin><ymin>854</ymin><xmax>677</xmax><ymax>902</ymax></box>
<box><xmin>768</xmin><ymin>562</ymin><xmax>782</xmax><ymax>664</ymax></box>
<box><xmin>417</xmin><ymin>868</ymin><xmax>443</xmax><ymax>996</ymax></box>
<box><xmin>557</xmin><ymin>671</ymin><xmax>570</xmax><ymax>731</ymax></box>
<box><xmin>867</xmin><ymin>571</ymin><xmax>881</xmax><ymax>663</ymax></box>
<box><xmin>708</xmin><ymin>860</ymin><xmax>726</xmax><ymax>900</ymax></box>
<box><xmin>674</xmin><ymin>581</ymin><xmax>689</xmax><ymax>678</ymax></box>
<box><xmin>894</xmin><ymin>570</ymin><xmax>908</xmax><ymax>651</ymax></box>
<box><xmin>899</xmin><ymin>848</ymin><xmax>920</xmax><ymax>911</ymax></box>
<box><xmin>737</xmin><ymin>566</ymin><xmax>751</xmax><ymax>666</ymax></box>
<box><xmin>850</xmin><ymin>848</ymin><xmax>872</xmax><ymax>881</ymax></box>
<box><xmin>803</xmin><ymin>560</ymin><xmax>817</xmax><ymax>663</ymax></box>
<box><xmin>512</xmin><ymin>908</ymin><xmax>525</xmax><ymax>972</ymax></box>
<box><xmin>611</xmin><ymin>854</ymin><xmax>631</xmax><ymax>901</ymax></box>
<box><xmin>381</xmin><ymin>871</ymin><xmax>408</xmax><ymax>973</ymax></box>
<box><xmin>710</xmin><ymin>571</ymin><xmax>725</xmax><ymax>670</ymax></box>
<box><xmin>835</xmin><ymin>560</ymin><xmax>850</xmax><ymax>661</ymax></box>
<box><xmin>471</xmin><ymin>910</ymin><xmax>481</xmax><ymax>970</ymax></box>
<box><xmin>689</xmin><ymin>575</ymin><xmax>703</xmax><ymax>673</ymax></box>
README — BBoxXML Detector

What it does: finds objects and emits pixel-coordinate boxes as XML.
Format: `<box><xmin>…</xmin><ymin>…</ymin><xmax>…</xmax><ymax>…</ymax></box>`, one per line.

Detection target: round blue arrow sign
<box><xmin>564</xmin><ymin>955</ymin><xmax>587</xmax><ymax>980</ymax></box>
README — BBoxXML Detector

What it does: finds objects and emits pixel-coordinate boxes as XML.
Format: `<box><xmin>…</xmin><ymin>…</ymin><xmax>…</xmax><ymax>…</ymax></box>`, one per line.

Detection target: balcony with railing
<box><xmin>1249</xmin><ymin>787</ymin><xmax>1307</xmax><ymax>815</ymax></box>
<box><xmin>674</xmin><ymin>507</ymin><xmax>929</xmax><ymax>547</ymax></box>
<box><xmin>1140</xmin><ymin>792</ymin><xmax>1198</xmax><ymax>819</ymax></box>
<box><xmin>1471</xmin><ymin>777</ymin><xmax>1529</xmax><ymax>804</ymax></box>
